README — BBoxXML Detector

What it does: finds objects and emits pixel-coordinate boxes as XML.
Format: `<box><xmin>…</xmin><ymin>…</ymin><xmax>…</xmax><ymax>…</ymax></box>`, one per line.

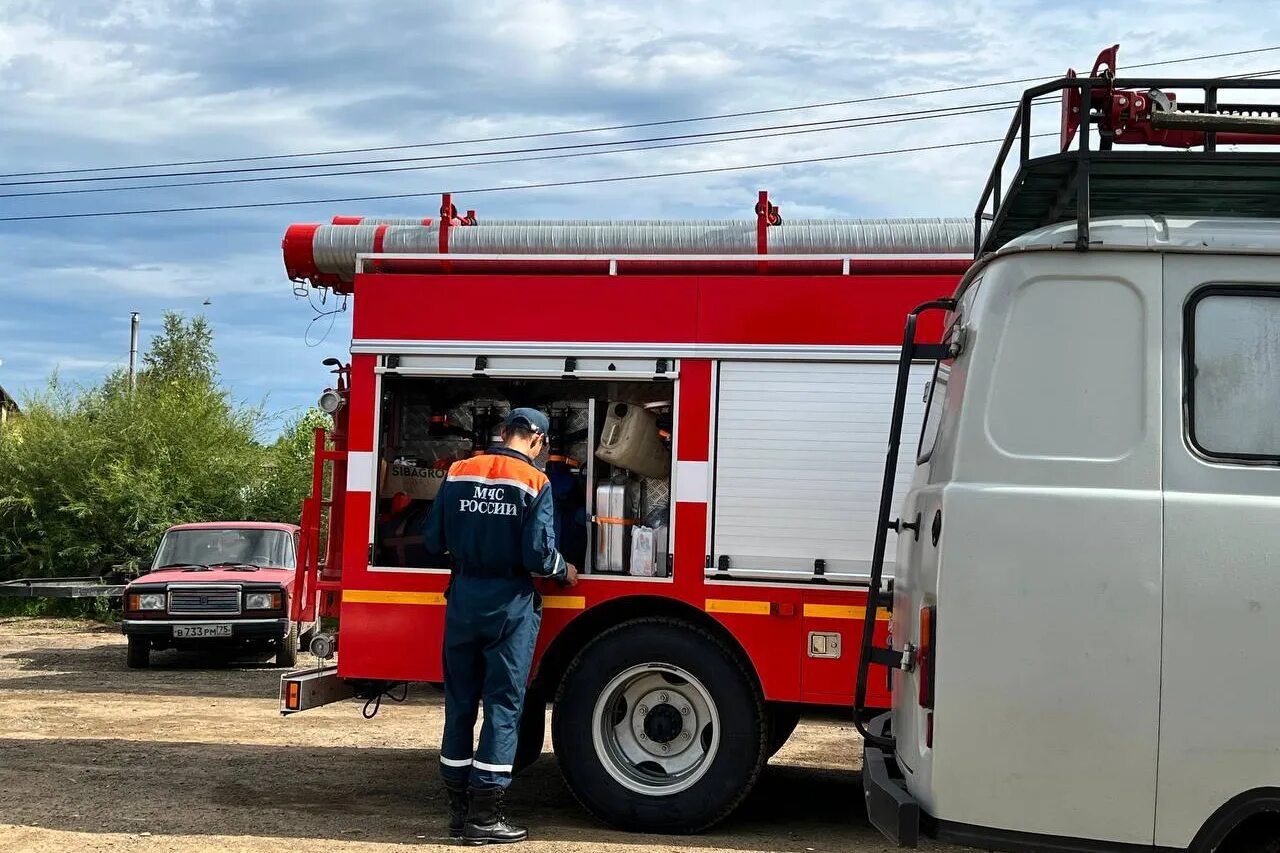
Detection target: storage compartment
<box><xmin>710</xmin><ymin>360</ymin><xmax>932</xmax><ymax>583</ymax></box>
<box><xmin>372</xmin><ymin>370</ymin><xmax>674</xmax><ymax>576</ymax></box>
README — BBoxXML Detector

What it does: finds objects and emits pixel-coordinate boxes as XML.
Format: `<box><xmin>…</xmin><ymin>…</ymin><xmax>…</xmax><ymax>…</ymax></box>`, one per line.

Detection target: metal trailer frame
<box><xmin>0</xmin><ymin>577</ymin><xmax>126</xmax><ymax>599</ymax></box>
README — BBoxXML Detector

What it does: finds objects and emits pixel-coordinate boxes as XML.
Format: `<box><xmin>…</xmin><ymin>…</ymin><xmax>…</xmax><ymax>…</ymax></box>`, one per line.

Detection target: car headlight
<box><xmin>129</xmin><ymin>592</ymin><xmax>166</xmax><ymax>611</ymax></box>
<box><xmin>246</xmin><ymin>591</ymin><xmax>282</xmax><ymax>610</ymax></box>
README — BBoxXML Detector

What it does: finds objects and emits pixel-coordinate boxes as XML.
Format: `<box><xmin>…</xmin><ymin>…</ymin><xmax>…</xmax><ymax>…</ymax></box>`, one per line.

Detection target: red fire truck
<box><xmin>278</xmin><ymin>192</ymin><xmax>970</xmax><ymax>832</ymax></box>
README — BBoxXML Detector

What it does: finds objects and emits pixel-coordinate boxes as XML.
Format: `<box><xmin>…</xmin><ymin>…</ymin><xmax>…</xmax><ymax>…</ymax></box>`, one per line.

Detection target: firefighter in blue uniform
<box><xmin>423</xmin><ymin>407</ymin><xmax>578</xmax><ymax>844</ymax></box>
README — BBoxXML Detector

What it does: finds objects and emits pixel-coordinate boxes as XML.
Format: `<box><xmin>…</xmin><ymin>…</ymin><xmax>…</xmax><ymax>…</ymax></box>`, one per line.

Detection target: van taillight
<box><xmin>918</xmin><ymin>605</ymin><xmax>936</xmax><ymax>709</ymax></box>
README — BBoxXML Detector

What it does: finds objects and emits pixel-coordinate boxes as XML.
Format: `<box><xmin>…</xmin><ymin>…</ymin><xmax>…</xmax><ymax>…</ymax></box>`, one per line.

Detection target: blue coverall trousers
<box><xmin>439</xmin><ymin>574</ymin><xmax>541</xmax><ymax>790</ymax></box>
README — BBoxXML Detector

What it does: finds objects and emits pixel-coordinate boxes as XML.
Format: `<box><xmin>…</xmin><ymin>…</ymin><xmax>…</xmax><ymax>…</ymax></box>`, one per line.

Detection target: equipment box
<box><xmin>380</xmin><ymin>458</ymin><xmax>450</xmax><ymax>501</ymax></box>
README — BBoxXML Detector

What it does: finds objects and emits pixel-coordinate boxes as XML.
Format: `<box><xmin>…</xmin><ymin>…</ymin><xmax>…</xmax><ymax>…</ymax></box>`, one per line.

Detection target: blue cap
<box><xmin>503</xmin><ymin>407</ymin><xmax>549</xmax><ymax>436</ymax></box>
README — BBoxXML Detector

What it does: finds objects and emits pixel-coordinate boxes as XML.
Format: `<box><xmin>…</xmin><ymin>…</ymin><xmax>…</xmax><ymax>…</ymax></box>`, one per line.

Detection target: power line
<box><xmin>2</xmin><ymin>45</ymin><xmax>1275</xmax><ymax>181</ymax></box>
<box><xmin>13</xmin><ymin>55</ymin><xmax>1276</xmax><ymax>191</ymax></box>
<box><xmin>0</xmin><ymin>97</ymin><xmax>1059</xmax><ymax>187</ymax></box>
<box><xmin>8</xmin><ymin>59</ymin><xmax>1277</xmax><ymax>199</ymax></box>
<box><xmin>0</xmin><ymin>133</ymin><xmax>1057</xmax><ymax>223</ymax></box>
<box><xmin>0</xmin><ymin>99</ymin><xmax>1061</xmax><ymax>199</ymax></box>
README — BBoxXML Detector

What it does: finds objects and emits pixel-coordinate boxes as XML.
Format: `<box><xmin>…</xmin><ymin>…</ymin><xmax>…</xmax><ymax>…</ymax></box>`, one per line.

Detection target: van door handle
<box><xmin>888</xmin><ymin>513</ymin><xmax>921</xmax><ymax>541</ymax></box>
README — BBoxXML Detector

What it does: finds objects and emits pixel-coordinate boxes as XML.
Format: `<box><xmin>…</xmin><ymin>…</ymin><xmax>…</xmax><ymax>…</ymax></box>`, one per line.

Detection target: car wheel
<box><xmin>127</xmin><ymin>636</ymin><xmax>150</xmax><ymax>669</ymax></box>
<box><xmin>551</xmin><ymin>617</ymin><xmax>767</xmax><ymax>833</ymax></box>
<box><xmin>275</xmin><ymin>622</ymin><xmax>299</xmax><ymax>668</ymax></box>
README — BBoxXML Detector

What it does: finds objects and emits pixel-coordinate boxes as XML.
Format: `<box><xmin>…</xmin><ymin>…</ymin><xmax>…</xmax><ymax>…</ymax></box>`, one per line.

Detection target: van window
<box><xmin>917</xmin><ymin>362</ymin><xmax>950</xmax><ymax>464</ymax></box>
<box><xmin>1188</xmin><ymin>289</ymin><xmax>1280</xmax><ymax>460</ymax></box>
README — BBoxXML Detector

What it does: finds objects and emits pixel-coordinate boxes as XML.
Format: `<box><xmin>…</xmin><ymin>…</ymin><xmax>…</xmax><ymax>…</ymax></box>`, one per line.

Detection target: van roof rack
<box><xmin>975</xmin><ymin>45</ymin><xmax>1280</xmax><ymax>256</ymax></box>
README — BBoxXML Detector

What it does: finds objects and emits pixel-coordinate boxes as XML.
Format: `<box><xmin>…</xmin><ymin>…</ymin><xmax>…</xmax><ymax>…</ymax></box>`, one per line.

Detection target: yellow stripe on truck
<box><xmin>343</xmin><ymin>590</ymin><xmax>446</xmax><ymax>606</ymax></box>
<box><xmin>542</xmin><ymin>596</ymin><xmax>586</xmax><ymax>610</ymax></box>
<box><xmin>803</xmin><ymin>603</ymin><xmax>891</xmax><ymax>621</ymax></box>
<box><xmin>341</xmin><ymin>590</ymin><xmax>586</xmax><ymax>610</ymax></box>
<box><xmin>705</xmin><ymin>598</ymin><xmax>772</xmax><ymax>616</ymax></box>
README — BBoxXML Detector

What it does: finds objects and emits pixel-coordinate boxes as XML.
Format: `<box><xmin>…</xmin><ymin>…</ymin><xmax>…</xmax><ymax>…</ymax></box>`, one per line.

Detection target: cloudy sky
<box><xmin>1</xmin><ymin>0</ymin><xmax>1277</xmax><ymax>428</ymax></box>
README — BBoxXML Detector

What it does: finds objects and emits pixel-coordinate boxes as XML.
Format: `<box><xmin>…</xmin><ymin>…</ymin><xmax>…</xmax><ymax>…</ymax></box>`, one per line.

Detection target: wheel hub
<box><xmin>593</xmin><ymin>664</ymin><xmax>722</xmax><ymax>796</ymax></box>
<box><xmin>642</xmin><ymin>703</ymin><xmax>683</xmax><ymax>743</ymax></box>
<box><xmin>630</xmin><ymin>687</ymin><xmax>698</xmax><ymax>758</ymax></box>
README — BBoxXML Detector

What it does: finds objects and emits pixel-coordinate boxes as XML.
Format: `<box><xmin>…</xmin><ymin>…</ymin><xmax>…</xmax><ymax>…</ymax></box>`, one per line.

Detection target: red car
<box><xmin>121</xmin><ymin>522</ymin><xmax>314</xmax><ymax>669</ymax></box>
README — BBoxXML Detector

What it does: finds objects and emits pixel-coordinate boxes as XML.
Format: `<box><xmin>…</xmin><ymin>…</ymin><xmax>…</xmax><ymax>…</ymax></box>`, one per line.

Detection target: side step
<box><xmin>280</xmin><ymin>665</ymin><xmax>355</xmax><ymax>715</ymax></box>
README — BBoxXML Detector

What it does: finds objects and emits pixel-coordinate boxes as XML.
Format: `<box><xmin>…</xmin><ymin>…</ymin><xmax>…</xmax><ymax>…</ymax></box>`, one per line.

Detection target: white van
<box><xmin>863</xmin><ymin>212</ymin><xmax>1280</xmax><ymax>852</ymax></box>
<box><xmin>853</xmin><ymin>54</ymin><xmax>1280</xmax><ymax>848</ymax></box>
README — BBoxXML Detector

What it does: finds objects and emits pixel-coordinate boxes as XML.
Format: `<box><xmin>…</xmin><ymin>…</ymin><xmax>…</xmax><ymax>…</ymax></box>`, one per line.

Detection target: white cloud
<box><xmin>42</xmin><ymin>258</ymin><xmax>271</xmax><ymax>299</ymax></box>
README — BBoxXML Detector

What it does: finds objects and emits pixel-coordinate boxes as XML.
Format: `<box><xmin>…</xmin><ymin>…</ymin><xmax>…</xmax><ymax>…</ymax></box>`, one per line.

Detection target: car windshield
<box><xmin>154</xmin><ymin>528</ymin><xmax>294</xmax><ymax>569</ymax></box>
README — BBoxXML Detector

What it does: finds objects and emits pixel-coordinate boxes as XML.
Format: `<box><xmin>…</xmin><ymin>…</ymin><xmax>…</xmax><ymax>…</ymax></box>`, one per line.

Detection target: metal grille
<box><xmin>167</xmin><ymin>586</ymin><xmax>241</xmax><ymax>615</ymax></box>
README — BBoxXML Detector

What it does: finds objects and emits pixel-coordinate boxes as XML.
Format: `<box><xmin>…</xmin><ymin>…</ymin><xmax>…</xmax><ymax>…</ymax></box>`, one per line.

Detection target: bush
<box><xmin>0</xmin><ymin>596</ymin><xmax>119</xmax><ymax>621</ymax></box>
<box><xmin>0</xmin><ymin>313</ymin><xmax>326</xmax><ymax>580</ymax></box>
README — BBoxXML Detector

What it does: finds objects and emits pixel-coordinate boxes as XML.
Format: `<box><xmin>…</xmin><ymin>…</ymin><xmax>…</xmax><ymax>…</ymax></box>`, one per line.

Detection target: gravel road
<box><xmin>0</xmin><ymin>617</ymin><xmax>954</xmax><ymax>852</ymax></box>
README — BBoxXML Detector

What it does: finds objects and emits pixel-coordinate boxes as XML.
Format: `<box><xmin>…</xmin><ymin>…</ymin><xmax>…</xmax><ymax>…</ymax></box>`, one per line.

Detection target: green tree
<box><xmin>140</xmin><ymin>313</ymin><xmax>217</xmax><ymax>387</ymax></box>
<box><xmin>0</xmin><ymin>313</ymin><xmax>322</xmax><ymax>580</ymax></box>
<box><xmin>246</xmin><ymin>408</ymin><xmax>332</xmax><ymax>523</ymax></box>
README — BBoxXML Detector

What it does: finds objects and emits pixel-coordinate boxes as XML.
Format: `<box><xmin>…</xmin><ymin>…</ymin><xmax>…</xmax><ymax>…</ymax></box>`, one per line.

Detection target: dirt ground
<box><xmin>0</xmin><ymin>618</ymin><xmax>954</xmax><ymax>852</ymax></box>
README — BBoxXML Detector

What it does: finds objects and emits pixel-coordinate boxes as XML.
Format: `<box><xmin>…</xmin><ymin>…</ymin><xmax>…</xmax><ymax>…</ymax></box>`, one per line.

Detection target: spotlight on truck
<box><xmin>317</xmin><ymin>389</ymin><xmax>344</xmax><ymax>414</ymax></box>
<box><xmin>309</xmin><ymin>632</ymin><xmax>337</xmax><ymax>660</ymax></box>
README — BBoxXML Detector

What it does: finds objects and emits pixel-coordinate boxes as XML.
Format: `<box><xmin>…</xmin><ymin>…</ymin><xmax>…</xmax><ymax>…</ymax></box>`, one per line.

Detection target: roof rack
<box><xmin>975</xmin><ymin>45</ymin><xmax>1280</xmax><ymax>256</ymax></box>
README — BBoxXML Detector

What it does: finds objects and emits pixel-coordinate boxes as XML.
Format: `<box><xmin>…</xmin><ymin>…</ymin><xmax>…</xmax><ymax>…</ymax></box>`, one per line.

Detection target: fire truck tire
<box><xmin>551</xmin><ymin>618</ymin><xmax>767</xmax><ymax>833</ymax></box>
<box><xmin>126</xmin><ymin>636</ymin><xmax>150</xmax><ymax>669</ymax></box>
<box><xmin>766</xmin><ymin>705</ymin><xmax>801</xmax><ymax>759</ymax></box>
<box><xmin>276</xmin><ymin>622</ymin><xmax>299</xmax><ymax>668</ymax></box>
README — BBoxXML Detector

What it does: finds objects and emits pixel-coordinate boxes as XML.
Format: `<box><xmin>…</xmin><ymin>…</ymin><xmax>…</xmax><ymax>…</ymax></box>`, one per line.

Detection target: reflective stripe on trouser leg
<box><xmin>440</xmin><ymin>597</ymin><xmax>485</xmax><ymax>785</ymax></box>
<box><xmin>471</xmin><ymin>594</ymin><xmax>541</xmax><ymax>790</ymax></box>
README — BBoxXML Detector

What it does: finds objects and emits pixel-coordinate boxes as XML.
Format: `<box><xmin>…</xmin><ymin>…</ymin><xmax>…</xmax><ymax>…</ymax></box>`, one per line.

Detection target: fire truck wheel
<box><xmin>275</xmin><ymin>622</ymin><xmax>299</xmax><ymax>668</ymax></box>
<box><xmin>126</xmin><ymin>636</ymin><xmax>150</xmax><ymax>669</ymax></box>
<box><xmin>552</xmin><ymin>618</ymin><xmax>767</xmax><ymax>833</ymax></box>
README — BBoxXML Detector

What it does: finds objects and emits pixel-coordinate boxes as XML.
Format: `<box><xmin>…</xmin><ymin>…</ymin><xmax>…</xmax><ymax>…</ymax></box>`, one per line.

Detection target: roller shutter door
<box><xmin>710</xmin><ymin>360</ymin><xmax>931</xmax><ymax>583</ymax></box>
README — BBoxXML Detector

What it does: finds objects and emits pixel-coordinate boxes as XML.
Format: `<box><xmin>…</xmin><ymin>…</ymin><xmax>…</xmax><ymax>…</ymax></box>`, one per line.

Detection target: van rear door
<box><xmin>908</xmin><ymin>253</ymin><xmax>1165</xmax><ymax>844</ymax></box>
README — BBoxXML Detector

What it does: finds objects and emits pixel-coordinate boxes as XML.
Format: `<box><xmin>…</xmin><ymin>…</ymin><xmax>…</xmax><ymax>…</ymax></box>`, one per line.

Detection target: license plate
<box><xmin>173</xmin><ymin>624</ymin><xmax>232</xmax><ymax>639</ymax></box>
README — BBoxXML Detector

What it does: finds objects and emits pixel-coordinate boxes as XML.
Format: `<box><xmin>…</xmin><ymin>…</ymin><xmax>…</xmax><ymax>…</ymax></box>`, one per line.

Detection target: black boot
<box><xmin>445</xmin><ymin>782</ymin><xmax>469</xmax><ymax>839</ymax></box>
<box><xmin>462</xmin><ymin>788</ymin><xmax>528</xmax><ymax>845</ymax></box>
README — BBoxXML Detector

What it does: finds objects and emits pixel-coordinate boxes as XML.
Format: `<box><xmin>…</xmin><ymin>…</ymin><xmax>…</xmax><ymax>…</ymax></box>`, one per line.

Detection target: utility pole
<box><xmin>128</xmin><ymin>312</ymin><xmax>140</xmax><ymax>390</ymax></box>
